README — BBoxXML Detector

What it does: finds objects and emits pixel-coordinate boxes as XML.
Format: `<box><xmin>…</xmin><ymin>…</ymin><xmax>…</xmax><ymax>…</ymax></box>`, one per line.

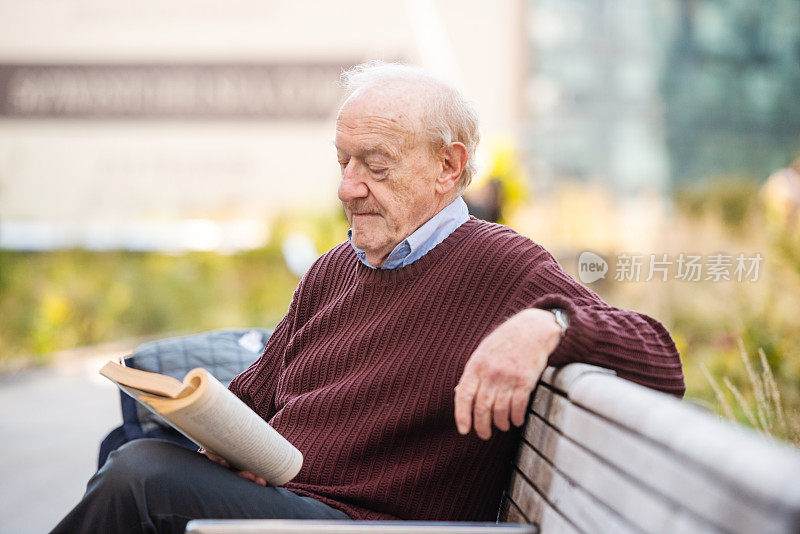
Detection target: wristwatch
<box><xmin>549</xmin><ymin>308</ymin><xmax>569</xmax><ymax>338</ymax></box>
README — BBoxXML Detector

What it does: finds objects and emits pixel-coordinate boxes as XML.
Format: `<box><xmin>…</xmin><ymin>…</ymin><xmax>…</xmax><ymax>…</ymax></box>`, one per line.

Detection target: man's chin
<box><xmin>351</xmin><ymin>236</ymin><xmax>374</xmax><ymax>251</ymax></box>
<box><xmin>349</xmin><ymin>229</ymin><xmax>366</xmax><ymax>246</ymax></box>
<box><xmin>350</xmin><ymin>233</ymin><xmax>386</xmax><ymax>254</ymax></box>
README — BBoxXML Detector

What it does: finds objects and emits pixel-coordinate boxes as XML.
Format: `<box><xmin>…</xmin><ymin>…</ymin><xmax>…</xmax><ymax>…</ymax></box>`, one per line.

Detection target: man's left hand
<box><xmin>199</xmin><ymin>448</ymin><xmax>268</xmax><ymax>486</ymax></box>
<box><xmin>454</xmin><ymin>308</ymin><xmax>563</xmax><ymax>440</ymax></box>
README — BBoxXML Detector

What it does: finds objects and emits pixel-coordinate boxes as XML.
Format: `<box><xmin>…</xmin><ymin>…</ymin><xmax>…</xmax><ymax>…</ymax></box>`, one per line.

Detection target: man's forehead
<box><xmin>335</xmin><ymin>88</ymin><xmax>425</xmax><ymax>152</ymax></box>
<box><xmin>340</xmin><ymin>84</ymin><xmax>423</xmax><ymax>119</ymax></box>
<box><xmin>334</xmin><ymin>120</ymin><xmax>409</xmax><ymax>159</ymax></box>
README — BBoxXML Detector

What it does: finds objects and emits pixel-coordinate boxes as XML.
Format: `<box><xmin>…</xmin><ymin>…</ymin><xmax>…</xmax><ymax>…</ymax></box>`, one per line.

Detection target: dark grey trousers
<box><xmin>51</xmin><ymin>439</ymin><xmax>350</xmax><ymax>534</ymax></box>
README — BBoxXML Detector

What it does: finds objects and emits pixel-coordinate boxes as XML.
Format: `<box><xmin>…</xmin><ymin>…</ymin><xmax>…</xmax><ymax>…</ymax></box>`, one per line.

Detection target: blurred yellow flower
<box><xmin>42</xmin><ymin>293</ymin><xmax>70</xmax><ymax>325</ymax></box>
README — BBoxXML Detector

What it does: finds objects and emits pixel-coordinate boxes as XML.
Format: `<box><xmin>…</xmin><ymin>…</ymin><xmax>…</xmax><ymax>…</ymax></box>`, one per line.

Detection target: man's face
<box><xmin>335</xmin><ymin>89</ymin><xmax>442</xmax><ymax>267</ymax></box>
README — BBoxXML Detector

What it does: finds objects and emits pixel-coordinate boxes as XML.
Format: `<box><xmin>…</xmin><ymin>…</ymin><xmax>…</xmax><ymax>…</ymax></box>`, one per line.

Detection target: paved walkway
<box><xmin>0</xmin><ymin>342</ymin><xmax>140</xmax><ymax>533</ymax></box>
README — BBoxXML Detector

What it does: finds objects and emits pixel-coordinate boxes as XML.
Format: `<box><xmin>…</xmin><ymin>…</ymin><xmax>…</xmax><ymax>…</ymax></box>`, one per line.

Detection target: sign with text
<box><xmin>0</xmin><ymin>62</ymin><xmax>352</xmax><ymax>119</ymax></box>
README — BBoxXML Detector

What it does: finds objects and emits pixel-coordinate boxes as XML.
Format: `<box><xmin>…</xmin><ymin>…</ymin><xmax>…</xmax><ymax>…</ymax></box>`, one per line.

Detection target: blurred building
<box><xmin>662</xmin><ymin>0</ymin><xmax>800</xmax><ymax>184</ymax></box>
<box><xmin>523</xmin><ymin>0</ymin><xmax>800</xmax><ymax>195</ymax></box>
<box><xmin>3</xmin><ymin>0</ymin><xmax>798</xmax><ymax>251</ymax></box>
<box><xmin>524</xmin><ymin>0</ymin><xmax>670</xmax><ymax>195</ymax></box>
<box><xmin>0</xmin><ymin>0</ymin><xmax>527</xmax><ymax>250</ymax></box>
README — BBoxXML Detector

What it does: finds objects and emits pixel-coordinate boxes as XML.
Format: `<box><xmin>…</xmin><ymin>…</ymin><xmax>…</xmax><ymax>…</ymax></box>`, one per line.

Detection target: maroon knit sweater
<box><xmin>228</xmin><ymin>218</ymin><xmax>685</xmax><ymax>521</ymax></box>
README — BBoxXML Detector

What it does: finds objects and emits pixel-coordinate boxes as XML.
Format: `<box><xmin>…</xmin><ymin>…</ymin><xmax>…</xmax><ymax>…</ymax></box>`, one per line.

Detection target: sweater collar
<box><xmin>353</xmin><ymin>217</ymin><xmax>480</xmax><ymax>284</ymax></box>
<box><xmin>347</xmin><ymin>197</ymin><xmax>469</xmax><ymax>270</ymax></box>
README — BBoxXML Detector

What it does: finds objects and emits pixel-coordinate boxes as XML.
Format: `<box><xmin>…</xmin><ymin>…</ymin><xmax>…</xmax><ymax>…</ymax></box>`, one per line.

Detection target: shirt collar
<box><xmin>348</xmin><ymin>196</ymin><xmax>469</xmax><ymax>270</ymax></box>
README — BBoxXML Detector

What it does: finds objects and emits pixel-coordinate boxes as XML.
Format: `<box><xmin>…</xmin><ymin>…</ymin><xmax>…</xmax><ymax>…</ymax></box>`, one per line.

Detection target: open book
<box><xmin>99</xmin><ymin>360</ymin><xmax>303</xmax><ymax>486</ymax></box>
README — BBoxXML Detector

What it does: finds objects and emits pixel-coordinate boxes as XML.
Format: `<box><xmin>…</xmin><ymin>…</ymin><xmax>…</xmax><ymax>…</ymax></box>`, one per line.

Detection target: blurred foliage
<box><xmin>510</xmin><ymin>174</ymin><xmax>800</xmax><ymax>445</ymax></box>
<box><xmin>0</xmin><ymin>209</ymin><xmax>351</xmax><ymax>368</ymax></box>
<box><xmin>0</xmin><ymin>245</ymin><xmax>299</xmax><ymax>366</ymax></box>
<box><xmin>761</xmin><ymin>163</ymin><xmax>800</xmax><ymax>278</ymax></box>
<box><xmin>2</xmin><ymin>181</ymin><xmax>800</xmax><ymax>446</ymax></box>
<box><xmin>673</xmin><ymin>176</ymin><xmax>761</xmax><ymax>232</ymax></box>
<box><xmin>701</xmin><ymin>342</ymin><xmax>796</xmax><ymax>443</ymax></box>
<box><xmin>652</xmin><ymin>178</ymin><xmax>800</xmax><ymax>443</ymax></box>
<box><xmin>467</xmin><ymin>135</ymin><xmax>529</xmax><ymax>224</ymax></box>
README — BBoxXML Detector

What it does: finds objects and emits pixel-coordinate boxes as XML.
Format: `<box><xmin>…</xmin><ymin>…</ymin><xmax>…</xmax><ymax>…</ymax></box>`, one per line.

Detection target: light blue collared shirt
<box><xmin>348</xmin><ymin>196</ymin><xmax>470</xmax><ymax>269</ymax></box>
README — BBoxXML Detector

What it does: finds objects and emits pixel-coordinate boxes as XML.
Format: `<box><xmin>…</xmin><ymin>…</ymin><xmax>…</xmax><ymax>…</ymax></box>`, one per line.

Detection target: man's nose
<box><xmin>338</xmin><ymin>163</ymin><xmax>369</xmax><ymax>202</ymax></box>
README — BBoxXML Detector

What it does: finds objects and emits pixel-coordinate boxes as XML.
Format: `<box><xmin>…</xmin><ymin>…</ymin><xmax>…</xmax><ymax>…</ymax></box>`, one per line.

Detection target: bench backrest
<box><xmin>499</xmin><ymin>363</ymin><xmax>800</xmax><ymax>534</ymax></box>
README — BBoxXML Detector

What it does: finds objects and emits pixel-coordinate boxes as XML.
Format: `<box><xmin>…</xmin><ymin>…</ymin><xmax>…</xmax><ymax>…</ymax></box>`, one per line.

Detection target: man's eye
<box><xmin>367</xmin><ymin>165</ymin><xmax>388</xmax><ymax>176</ymax></box>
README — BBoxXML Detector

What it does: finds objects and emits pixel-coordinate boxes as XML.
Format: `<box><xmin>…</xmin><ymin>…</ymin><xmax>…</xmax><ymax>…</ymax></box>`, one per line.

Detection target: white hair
<box><xmin>340</xmin><ymin>61</ymin><xmax>480</xmax><ymax>193</ymax></box>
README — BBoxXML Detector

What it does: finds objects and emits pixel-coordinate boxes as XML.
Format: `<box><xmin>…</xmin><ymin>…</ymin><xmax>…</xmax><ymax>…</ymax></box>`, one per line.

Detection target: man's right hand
<box><xmin>198</xmin><ymin>448</ymin><xmax>268</xmax><ymax>487</ymax></box>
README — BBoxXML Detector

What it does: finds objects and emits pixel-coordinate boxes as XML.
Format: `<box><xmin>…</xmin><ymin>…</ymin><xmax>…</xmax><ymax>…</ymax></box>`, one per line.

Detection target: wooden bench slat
<box><xmin>507</xmin><ymin>470</ymin><xmax>582</xmax><ymax>534</ymax></box>
<box><xmin>531</xmin><ymin>382</ymin><xmax>793</xmax><ymax>534</ymax></box>
<box><xmin>512</xmin><ymin>440</ymin><xmax>639</xmax><ymax>534</ymax></box>
<box><xmin>541</xmin><ymin>365</ymin><xmax>800</xmax><ymax>511</ymax></box>
<box><xmin>522</xmin><ymin>411</ymin><xmax>723</xmax><ymax>533</ymax></box>
<box><xmin>499</xmin><ymin>498</ymin><xmax>532</xmax><ymax>526</ymax></box>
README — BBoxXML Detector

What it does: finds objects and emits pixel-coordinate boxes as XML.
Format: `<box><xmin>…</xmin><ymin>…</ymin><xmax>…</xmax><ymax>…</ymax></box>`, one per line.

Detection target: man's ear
<box><xmin>436</xmin><ymin>142</ymin><xmax>468</xmax><ymax>195</ymax></box>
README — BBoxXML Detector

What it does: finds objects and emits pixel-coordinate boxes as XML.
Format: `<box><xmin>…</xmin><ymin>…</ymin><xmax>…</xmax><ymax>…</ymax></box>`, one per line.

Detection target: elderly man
<box><xmin>52</xmin><ymin>62</ymin><xmax>684</xmax><ymax>533</ymax></box>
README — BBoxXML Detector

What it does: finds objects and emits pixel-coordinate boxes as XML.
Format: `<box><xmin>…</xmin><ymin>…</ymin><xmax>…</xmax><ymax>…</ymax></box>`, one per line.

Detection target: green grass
<box><xmin>0</xmin><ymin>246</ymin><xmax>300</xmax><ymax>366</ymax></box>
<box><xmin>0</xmin><ymin>210</ymin><xmax>351</xmax><ymax>368</ymax></box>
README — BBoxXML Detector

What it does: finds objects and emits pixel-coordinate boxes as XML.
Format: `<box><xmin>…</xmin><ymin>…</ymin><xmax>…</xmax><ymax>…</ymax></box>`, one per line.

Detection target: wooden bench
<box><xmin>187</xmin><ymin>363</ymin><xmax>800</xmax><ymax>533</ymax></box>
<box><xmin>499</xmin><ymin>363</ymin><xmax>800</xmax><ymax>533</ymax></box>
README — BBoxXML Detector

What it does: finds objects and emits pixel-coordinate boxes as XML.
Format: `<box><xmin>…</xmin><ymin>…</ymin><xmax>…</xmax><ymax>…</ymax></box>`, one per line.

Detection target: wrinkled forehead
<box><xmin>335</xmin><ymin>86</ymin><xmax>427</xmax><ymax>154</ymax></box>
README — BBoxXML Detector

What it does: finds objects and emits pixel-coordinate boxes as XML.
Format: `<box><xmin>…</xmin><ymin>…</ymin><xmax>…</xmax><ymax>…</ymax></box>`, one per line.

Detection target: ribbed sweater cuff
<box><xmin>514</xmin><ymin>292</ymin><xmax>599</xmax><ymax>368</ymax></box>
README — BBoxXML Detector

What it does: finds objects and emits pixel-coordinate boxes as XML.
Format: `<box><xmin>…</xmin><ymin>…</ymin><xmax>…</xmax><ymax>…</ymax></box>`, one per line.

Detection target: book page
<box><xmin>100</xmin><ymin>360</ymin><xmax>185</xmax><ymax>397</ymax></box>
<box><xmin>140</xmin><ymin>371</ymin><xmax>303</xmax><ymax>486</ymax></box>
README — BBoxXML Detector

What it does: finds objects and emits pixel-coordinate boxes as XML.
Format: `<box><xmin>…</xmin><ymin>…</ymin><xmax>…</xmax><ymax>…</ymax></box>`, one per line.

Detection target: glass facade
<box><xmin>525</xmin><ymin>0</ymin><xmax>800</xmax><ymax>191</ymax></box>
